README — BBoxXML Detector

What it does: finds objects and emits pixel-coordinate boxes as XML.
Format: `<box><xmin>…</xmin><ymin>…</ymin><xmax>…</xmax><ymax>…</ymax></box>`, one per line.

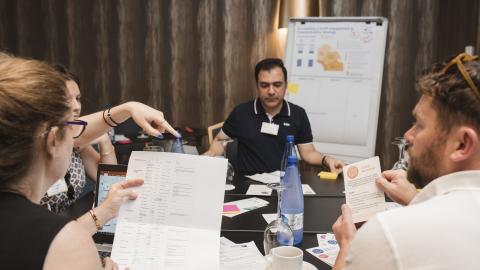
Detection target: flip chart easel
<box><xmin>284</xmin><ymin>17</ymin><xmax>388</xmax><ymax>163</ymax></box>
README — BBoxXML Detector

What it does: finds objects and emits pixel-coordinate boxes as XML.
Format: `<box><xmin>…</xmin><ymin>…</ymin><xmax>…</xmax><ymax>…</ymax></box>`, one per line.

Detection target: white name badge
<box><xmin>47</xmin><ymin>178</ymin><xmax>68</xmax><ymax>196</ymax></box>
<box><xmin>261</xmin><ymin>122</ymin><xmax>279</xmax><ymax>136</ymax></box>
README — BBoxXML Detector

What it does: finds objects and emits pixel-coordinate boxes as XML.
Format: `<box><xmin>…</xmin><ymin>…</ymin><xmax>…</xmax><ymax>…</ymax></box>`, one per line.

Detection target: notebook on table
<box><xmin>93</xmin><ymin>164</ymin><xmax>127</xmax><ymax>254</ymax></box>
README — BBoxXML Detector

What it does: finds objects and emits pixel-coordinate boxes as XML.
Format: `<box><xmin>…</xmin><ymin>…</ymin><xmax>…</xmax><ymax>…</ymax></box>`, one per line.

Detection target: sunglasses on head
<box><xmin>441</xmin><ymin>52</ymin><xmax>479</xmax><ymax>99</ymax></box>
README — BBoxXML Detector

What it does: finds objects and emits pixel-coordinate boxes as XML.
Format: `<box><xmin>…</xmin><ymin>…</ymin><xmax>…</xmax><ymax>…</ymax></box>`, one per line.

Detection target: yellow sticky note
<box><xmin>288</xmin><ymin>83</ymin><xmax>299</xmax><ymax>94</ymax></box>
<box><xmin>318</xmin><ymin>171</ymin><xmax>338</xmax><ymax>180</ymax></box>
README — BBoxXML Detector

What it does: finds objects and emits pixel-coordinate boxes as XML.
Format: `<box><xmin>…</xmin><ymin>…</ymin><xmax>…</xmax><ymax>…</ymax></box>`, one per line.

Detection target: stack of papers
<box><xmin>246</xmin><ymin>184</ymin><xmax>316</xmax><ymax>196</ymax></box>
<box><xmin>246</xmin><ymin>171</ymin><xmax>281</xmax><ymax>184</ymax></box>
<box><xmin>111</xmin><ymin>152</ymin><xmax>228</xmax><ymax>270</ymax></box>
<box><xmin>306</xmin><ymin>233</ymin><xmax>339</xmax><ymax>267</ymax></box>
<box><xmin>223</xmin><ymin>204</ymin><xmax>241</xmax><ymax>215</ymax></box>
<box><xmin>246</xmin><ymin>184</ymin><xmax>272</xmax><ymax>196</ymax></box>
<box><xmin>222</xmin><ymin>197</ymin><xmax>269</xmax><ymax>218</ymax></box>
<box><xmin>220</xmin><ymin>238</ymin><xmax>267</xmax><ymax>270</ymax></box>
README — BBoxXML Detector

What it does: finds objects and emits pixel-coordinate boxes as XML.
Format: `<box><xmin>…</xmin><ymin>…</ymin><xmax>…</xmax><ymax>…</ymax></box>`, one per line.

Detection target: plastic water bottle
<box><xmin>171</xmin><ymin>137</ymin><xmax>185</xmax><ymax>154</ymax></box>
<box><xmin>280</xmin><ymin>135</ymin><xmax>297</xmax><ymax>179</ymax></box>
<box><xmin>280</xmin><ymin>155</ymin><xmax>304</xmax><ymax>244</ymax></box>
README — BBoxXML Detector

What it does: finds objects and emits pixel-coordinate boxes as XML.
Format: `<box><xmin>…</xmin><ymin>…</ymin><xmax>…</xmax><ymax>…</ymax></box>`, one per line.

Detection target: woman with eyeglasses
<box><xmin>39</xmin><ymin>63</ymin><xmax>181</xmax><ymax>215</ymax></box>
<box><xmin>0</xmin><ymin>57</ymin><xmax>144</xmax><ymax>269</ymax></box>
<box><xmin>41</xmin><ymin>65</ymin><xmax>119</xmax><ymax>214</ymax></box>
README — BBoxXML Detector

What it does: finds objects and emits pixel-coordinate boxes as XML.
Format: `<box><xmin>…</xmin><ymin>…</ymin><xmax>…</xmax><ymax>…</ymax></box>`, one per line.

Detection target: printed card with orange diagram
<box><xmin>343</xmin><ymin>156</ymin><xmax>386</xmax><ymax>223</ymax></box>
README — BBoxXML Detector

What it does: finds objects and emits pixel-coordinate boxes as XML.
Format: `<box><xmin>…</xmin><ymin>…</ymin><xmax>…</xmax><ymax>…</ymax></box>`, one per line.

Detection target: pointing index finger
<box><xmin>162</xmin><ymin>121</ymin><xmax>180</xmax><ymax>138</ymax></box>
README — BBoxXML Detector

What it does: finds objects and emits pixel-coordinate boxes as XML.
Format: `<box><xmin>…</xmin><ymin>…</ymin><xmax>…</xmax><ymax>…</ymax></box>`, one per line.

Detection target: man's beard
<box><xmin>406</xmin><ymin>140</ymin><xmax>443</xmax><ymax>189</ymax></box>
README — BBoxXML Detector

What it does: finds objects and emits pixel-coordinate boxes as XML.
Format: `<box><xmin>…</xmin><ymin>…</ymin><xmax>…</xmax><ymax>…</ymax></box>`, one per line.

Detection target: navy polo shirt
<box><xmin>222</xmin><ymin>99</ymin><xmax>313</xmax><ymax>175</ymax></box>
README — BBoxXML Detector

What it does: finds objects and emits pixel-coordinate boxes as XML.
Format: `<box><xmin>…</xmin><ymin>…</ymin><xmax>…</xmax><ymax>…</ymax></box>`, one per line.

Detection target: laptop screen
<box><xmin>93</xmin><ymin>164</ymin><xmax>127</xmax><ymax>244</ymax></box>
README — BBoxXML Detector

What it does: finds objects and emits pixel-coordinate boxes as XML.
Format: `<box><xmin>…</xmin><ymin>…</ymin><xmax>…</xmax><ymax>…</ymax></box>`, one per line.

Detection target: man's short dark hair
<box><xmin>254</xmin><ymin>58</ymin><xmax>287</xmax><ymax>82</ymax></box>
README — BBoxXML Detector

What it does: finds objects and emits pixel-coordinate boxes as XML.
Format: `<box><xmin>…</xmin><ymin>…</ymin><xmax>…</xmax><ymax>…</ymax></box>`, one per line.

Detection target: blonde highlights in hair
<box><xmin>0</xmin><ymin>57</ymin><xmax>70</xmax><ymax>187</ymax></box>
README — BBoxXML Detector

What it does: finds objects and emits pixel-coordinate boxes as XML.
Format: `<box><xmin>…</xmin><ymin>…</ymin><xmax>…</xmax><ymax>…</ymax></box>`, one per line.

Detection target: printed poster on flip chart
<box><xmin>343</xmin><ymin>156</ymin><xmax>385</xmax><ymax>223</ymax></box>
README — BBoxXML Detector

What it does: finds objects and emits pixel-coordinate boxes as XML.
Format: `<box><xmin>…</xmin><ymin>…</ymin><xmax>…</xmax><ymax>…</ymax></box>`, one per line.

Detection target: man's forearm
<box><xmin>300</xmin><ymin>148</ymin><xmax>324</xmax><ymax>165</ymax></box>
<box><xmin>332</xmin><ymin>244</ymin><xmax>350</xmax><ymax>270</ymax></box>
<box><xmin>204</xmin><ymin>139</ymin><xmax>225</xmax><ymax>156</ymax></box>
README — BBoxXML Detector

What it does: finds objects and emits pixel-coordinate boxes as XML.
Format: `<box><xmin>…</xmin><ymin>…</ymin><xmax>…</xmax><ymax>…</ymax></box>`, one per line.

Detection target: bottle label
<box><xmin>282</xmin><ymin>213</ymin><xmax>303</xmax><ymax>230</ymax></box>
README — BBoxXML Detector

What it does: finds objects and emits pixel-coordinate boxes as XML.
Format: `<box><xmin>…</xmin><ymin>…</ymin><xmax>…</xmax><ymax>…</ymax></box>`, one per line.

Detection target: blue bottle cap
<box><xmin>286</xmin><ymin>135</ymin><xmax>295</xmax><ymax>142</ymax></box>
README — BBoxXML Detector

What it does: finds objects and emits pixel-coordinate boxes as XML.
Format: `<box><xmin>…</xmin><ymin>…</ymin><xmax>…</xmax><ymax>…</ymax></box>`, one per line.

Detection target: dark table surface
<box><xmin>222</xmin><ymin>195</ymin><xmax>343</xmax><ymax>233</ymax></box>
<box><xmin>226</xmin><ymin>171</ymin><xmax>345</xmax><ymax>198</ymax></box>
<box><xmin>65</xmin><ymin>163</ymin><xmax>345</xmax><ymax>270</ymax></box>
<box><xmin>221</xmin><ymin>231</ymin><xmax>332</xmax><ymax>270</ymax></box>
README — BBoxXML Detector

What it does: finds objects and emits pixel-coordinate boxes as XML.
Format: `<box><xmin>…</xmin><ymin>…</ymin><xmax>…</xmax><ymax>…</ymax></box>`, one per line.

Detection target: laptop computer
<box><xmin>93</xmin><ymin>164</ymin><xmax>128</xmax><ymax>254</ymax></box>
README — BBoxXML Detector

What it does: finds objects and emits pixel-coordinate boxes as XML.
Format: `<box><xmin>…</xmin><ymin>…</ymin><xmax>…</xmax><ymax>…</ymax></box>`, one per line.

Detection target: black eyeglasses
<box><xmin>40</xmin><ymin>119</ymin><xmax>88</xmax><ymax>139</ymax></box>
<box><xmin>63</xmin><ymin>120</ymin><xmax>88</xmax><ymax>139</ymax></box>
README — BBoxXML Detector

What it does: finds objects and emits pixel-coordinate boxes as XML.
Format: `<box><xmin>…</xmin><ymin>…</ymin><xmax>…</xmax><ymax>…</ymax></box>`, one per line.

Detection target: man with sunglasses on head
<box><xmin>332</xmin><ymin>53</ymin><xmax>480</xmax><ymax>270</ymax></box>
<box><xmin>204</xmin><ymin>58</ymin><xmax>343</xmax><ymax>175</ymax></box>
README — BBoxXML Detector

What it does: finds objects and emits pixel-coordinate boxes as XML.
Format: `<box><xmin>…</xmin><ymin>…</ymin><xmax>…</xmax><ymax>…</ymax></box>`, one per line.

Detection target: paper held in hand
<box><xmin>343</xmin><ymin>156</ymin><xmax>385</xmax><ymax>223</ymax></box>
<box><xmin>111</xmin><ymin>151</ymin><xmax>228</xmax><ymax>270</ymax></box>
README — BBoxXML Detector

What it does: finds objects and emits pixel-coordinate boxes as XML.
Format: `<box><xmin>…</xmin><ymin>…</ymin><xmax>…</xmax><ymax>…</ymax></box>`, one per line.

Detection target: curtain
<box><xmin>0</xmin><ymin>0</ymin><xmax>479</xmax><ymax>167</ymax></box>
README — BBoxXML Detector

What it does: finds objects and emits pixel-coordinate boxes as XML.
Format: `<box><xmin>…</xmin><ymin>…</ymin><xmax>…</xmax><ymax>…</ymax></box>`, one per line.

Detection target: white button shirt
<box><xmin>345</xmin><ymin>170</ymin><xmax>480</xmax><ymax>270</ymax></box>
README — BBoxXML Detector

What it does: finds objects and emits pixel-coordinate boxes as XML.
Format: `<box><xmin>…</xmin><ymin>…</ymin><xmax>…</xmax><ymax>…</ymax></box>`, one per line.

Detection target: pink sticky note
<box><xmin>223</xmin><ymin>204</ymin><xmax>240</xmax><ymax>212</ymax></box>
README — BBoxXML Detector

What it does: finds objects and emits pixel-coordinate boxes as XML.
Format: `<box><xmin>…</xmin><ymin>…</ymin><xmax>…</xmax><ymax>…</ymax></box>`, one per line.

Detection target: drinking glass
<box><xmin>263</xmin><ymin>183</ymin><xmax>294</xmax><ymax>255</ymax></box>
<box><xmin>391</xmin><ymin>137</ymin><xmax>408</xmax><ymax>170</ymax></box>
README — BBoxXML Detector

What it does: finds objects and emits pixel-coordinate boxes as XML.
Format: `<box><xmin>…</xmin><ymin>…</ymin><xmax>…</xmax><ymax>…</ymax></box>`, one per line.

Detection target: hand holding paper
<box><xmin>376</xmin><ymin>169</ymin><xmax>417</xmax><ymax>205</ymax></box>
<box><xmin>342</xmin><ymin>156</ymin><xmax>385</xmax><ymax>223</ymax></box>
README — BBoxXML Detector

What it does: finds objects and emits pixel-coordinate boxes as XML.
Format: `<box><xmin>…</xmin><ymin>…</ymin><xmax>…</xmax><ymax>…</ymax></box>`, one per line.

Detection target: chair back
<box><xmin>207</xmin><ymin>122</ymin><xmax>224</xmax><ymax>145</ymax></box>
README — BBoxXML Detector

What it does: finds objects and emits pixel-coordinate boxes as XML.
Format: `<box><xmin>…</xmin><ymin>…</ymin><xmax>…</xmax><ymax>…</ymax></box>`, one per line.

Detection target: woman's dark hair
<box><xmin>52</xmin><ymin>63</ymin><xmax>81</xmax><ymax>87</ymax></box>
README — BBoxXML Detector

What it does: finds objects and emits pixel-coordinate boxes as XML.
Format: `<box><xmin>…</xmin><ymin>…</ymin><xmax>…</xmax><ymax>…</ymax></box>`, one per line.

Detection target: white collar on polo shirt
<box><xmin>410</xmin><ymin>170</ymin><xmax>480</xmax><ymax>205</ymax></box>
<box><xmin>253</xmin><ymin>99</ymin><xmax>291</xmax><ymax>117</ymax></box>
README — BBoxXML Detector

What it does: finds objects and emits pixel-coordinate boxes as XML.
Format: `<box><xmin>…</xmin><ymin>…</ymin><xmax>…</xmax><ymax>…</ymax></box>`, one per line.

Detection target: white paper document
<box><xmin>343</xmin><ymin>156</ymin><xmax>385</xmax><ymax>223</ymax></box>
<box><xmin>220</xmin><ymin>240</ymin><xmax>267</xmax><ymax>270</ymax></box>
<box><xmin>246</xmin><ymin>171</ymin><xmax>281</xmax><ymax>184</ymax></box>
<box><xmin>246</xmin><ymin>184</ymin><xmax>314</xmax><ymax>196</ymax></box>
<box><xmin>220</xmin><ymin>236</ymin><xmax>235</xmax><ymax>246</ymax></box>
<box><xmin>111</xmin><ymin>152</ymin><xmax>228</xmax><ymax>270</ymax></box>
<box><xmin>246</xmin><ymin>184</ymin><xmax>272</xmax><ymax>196</ymax></box>
<box><xmin>302</xmin><ymin>184</ymin><xmax>316</xmax><ymax>195</ymax></box>
<box><xmin>262</xmin><ymin>213</ymin><xmax>277</xmax><ymax>224</ymax></box>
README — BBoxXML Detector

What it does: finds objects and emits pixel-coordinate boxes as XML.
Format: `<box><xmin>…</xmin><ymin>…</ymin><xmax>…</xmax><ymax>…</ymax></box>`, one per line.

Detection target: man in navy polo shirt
<box><xmin>204</xmin><ymin>58</ymin><xmax>343</xmax><ymax>175</ymax></box>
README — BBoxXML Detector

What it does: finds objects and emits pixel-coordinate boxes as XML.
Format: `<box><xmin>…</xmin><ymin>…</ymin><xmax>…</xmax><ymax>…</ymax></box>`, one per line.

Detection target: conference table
<box><xmin>64</xmin><ymin>162</ymin><xmax>346</xmax><ymax>270</ymax></box>
<box><xmin>221</xmin><ymin>169</ymin><xmax>345</xmax><ymax>270</ymax></box>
